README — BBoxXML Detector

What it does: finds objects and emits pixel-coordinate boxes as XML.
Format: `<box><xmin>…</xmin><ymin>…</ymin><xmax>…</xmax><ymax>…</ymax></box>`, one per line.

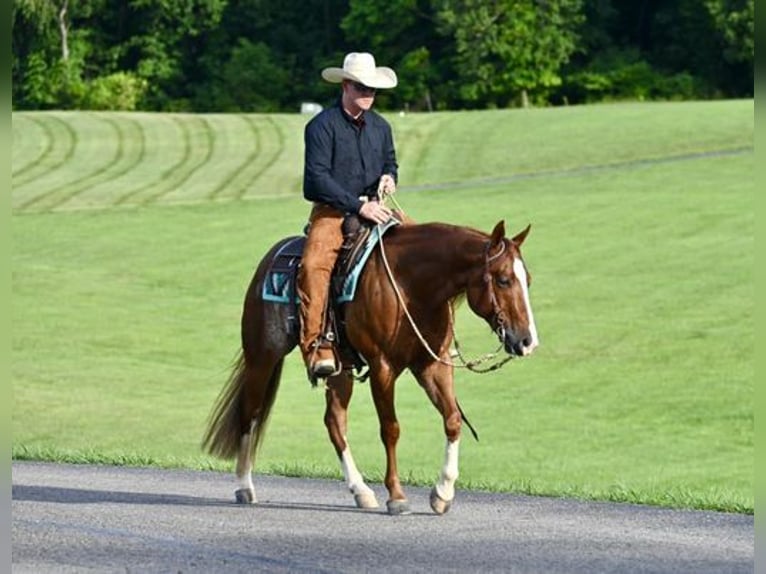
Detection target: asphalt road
<box><xmin>12</xmin><ymin>462</ymin><xmax>753</xmax><ymax>573</ymax></box>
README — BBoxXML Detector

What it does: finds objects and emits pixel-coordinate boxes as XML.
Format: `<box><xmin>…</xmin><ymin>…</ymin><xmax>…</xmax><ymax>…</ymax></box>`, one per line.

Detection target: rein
<box><xmin>375</xmin><ymin>220</ymin><xmax>514</xmax><ymax>374</ymax></box>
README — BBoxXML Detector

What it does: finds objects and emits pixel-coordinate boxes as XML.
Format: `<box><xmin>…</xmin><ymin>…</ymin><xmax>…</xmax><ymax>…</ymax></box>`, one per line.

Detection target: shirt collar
<box><xmin>339</xmin><ymin>99</ymin><xmax>366</xmax><ymax>127</ymax></box>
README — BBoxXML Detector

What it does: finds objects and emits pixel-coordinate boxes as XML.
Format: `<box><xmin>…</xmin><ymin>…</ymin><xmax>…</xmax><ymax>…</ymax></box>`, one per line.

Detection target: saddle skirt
<box><xmin>261</xmin><ymin>217</ymin><xmax>400</xmax><ymax>304</ymax></box>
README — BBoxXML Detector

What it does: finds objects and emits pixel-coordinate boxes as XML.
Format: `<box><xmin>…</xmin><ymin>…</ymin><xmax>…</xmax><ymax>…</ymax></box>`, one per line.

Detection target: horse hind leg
<box><xmin>235</xmin><ymin>418</ymin><xmax>257</xmax><ymax>504</ymax></box>
<box><xmin>236</xmin><ymin>356</ymin><xmax>285</xmax><ymax>504</ymax></box>
<box><xmin>324</xmin><ymin>372</ymin><xmax>379</xmax><ymax>509</ymax></box>
<box><xmin>203</xmin><ymin>353</ymin><xmax>285</xmax><ymax>505</ymax></box>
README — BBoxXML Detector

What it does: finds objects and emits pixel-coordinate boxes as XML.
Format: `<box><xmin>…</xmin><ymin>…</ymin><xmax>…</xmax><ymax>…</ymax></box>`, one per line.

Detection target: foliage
<box><xmin>342</xmin><ymin>0</ymin><xmax>444</xmax><ymax>110</ymax></box>
<box><xmin>11</xmin><ymin>0</ymin><xmax>755</xmax><ymax>110</ymax></box>
<box><xmin>194</xmin><ymin>39</ymin><xmax>290</xmax><ymax>112</ymax></box>
<box><xmin>559</xmin><ymin>48</ymin><xmax>699</xmax><ymax>104</ymax></box>
<box><xmin>435</xmin><ymin>0</ymin><xmax>584</xmax><ymax>107</ymax></box>
<box><xmin>80</xmin><ymin>72</ymin><xmax>148</xmax><ymax>110</ymax></box>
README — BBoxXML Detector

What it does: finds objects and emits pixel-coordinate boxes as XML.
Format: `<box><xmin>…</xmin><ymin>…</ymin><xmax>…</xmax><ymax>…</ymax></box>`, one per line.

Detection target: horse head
<box><xmin>466</xmin><ymin>220</ymin><xmax>539</xmax><ymax>357</ymax></box>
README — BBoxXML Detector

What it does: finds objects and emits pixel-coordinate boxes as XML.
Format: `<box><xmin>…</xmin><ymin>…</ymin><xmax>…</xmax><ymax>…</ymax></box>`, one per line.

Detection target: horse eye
<box><xmin>496</xmin><ymin>276</ymin><xmax>511</xmax><ymax>288</ymax></box>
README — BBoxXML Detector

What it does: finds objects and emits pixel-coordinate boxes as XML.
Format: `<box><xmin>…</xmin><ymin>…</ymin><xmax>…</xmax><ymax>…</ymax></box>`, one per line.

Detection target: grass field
<box><xmin>12</xmin><ymin>101</ymin><xmax>753</xmax><ymax>513</ymax></box>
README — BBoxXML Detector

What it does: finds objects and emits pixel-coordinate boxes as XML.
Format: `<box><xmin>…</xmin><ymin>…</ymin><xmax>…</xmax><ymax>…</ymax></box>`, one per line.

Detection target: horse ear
<box><xmin>490</xmin><ymin>220</ymin><xmax>506</xmax><ymax>245</ymax></box>
<box><xmin>512</xmin><ymin>224</ymin><xmax>531</xmax><ymax>246</ymax></box>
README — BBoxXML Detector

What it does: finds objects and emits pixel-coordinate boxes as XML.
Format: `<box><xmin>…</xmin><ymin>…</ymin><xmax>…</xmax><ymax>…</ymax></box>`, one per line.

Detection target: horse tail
<box><xmin>202</xmin><ymin>352</ymin><xmax>284</xmax><ymax>460</ymax></box>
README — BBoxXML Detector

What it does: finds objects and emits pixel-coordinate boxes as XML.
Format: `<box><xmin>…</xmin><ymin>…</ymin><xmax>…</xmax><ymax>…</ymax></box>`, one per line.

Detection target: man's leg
<box><xmin>297</xmin><ymin>204</ymin><xmax>345</xmax><ymax>379</ymax></box>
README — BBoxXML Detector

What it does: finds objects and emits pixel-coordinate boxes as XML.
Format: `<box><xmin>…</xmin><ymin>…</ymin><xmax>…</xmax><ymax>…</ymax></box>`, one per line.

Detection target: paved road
<box><xmin>12</xmin><ymin>462</ymin><xmax>753</xmax><ymax>573</ymax></box>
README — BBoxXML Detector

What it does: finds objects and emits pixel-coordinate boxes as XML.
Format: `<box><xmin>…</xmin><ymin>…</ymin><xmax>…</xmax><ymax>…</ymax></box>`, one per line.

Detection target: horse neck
<box><xmin>387</xmin><ymin>223</ymin><xmax>488</xmax><ymax>306</ymax></box>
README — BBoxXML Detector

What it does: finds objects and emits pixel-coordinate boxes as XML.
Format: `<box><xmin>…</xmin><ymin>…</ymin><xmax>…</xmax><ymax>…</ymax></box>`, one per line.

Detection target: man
<box><xmin>298</xmin><ymin>52</ymin><xmax>398</xmax><ymax>380</ymax></box>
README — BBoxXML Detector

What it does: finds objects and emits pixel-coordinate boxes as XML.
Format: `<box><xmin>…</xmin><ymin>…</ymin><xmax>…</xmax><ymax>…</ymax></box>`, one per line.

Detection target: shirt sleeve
<box><xmin>303</xmin><ymin>119</ymin><xmax>364</xmax><ymax>214</ymax></box>
<box><xmin>382</xmin><ymin>122</ymin><xmax>398</xmax><ymax>183</ymax></box>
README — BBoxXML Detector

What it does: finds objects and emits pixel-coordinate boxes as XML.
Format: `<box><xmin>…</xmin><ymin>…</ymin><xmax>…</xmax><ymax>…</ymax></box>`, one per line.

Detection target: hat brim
<box><xmin>321</xmin><ymin>67</ymin><xmax>398</xmax><ymax>89</ymax></box>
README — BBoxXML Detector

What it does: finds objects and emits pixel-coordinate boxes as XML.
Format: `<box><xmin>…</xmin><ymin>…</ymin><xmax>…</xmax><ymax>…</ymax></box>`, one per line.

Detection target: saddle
<box><xmin>261</xmin><ymin>213</ymin><xmax>402</xmax><ymax>377</ymax></box>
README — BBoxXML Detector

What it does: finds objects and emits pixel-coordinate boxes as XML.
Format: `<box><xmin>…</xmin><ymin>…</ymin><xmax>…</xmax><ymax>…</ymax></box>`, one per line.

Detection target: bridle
<box><xmin>483</xmin><ymin>239</ymin><xmax>510</xmax><ymax>344</ymax></box>
<box><xmin>377</xmin><ymin>230</ymin><xmax>515</xmax><ymax>373</ymax></box>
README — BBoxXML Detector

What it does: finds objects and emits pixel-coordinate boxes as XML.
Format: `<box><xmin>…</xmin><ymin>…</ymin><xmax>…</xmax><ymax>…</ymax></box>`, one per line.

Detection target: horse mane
<box><xmin>390</xmin><ymin>221</ymin><xmax>489</xmax><ymax>244</ymax></box>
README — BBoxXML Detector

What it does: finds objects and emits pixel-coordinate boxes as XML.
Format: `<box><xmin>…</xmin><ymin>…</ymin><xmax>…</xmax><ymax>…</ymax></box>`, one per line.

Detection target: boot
<box><xmin>310</xmin><ymin>346</ymin><xmax>337</xmax><ymax>378</ymax></box>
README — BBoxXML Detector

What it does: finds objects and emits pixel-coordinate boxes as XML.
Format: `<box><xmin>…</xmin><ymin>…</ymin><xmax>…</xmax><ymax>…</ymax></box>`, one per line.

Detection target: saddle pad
<box><xmin>260</xmin><ymin>219</ymin><xmax>399</xmax><ymax>304</ymax></box>
<box><xmin>336</xmin><ymin>218</ymin><xmax>399</xmax><ymax>303</ymax></box>
<box><xmin>261</xmin><ymin>237</ymin><xmax>304</xmax><ymax>303</ymax></box>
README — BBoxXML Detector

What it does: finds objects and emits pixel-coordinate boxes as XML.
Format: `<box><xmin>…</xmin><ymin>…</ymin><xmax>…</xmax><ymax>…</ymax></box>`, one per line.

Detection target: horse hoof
<box><xmin>354</xmin><ymin>492</ymin><xmax>380</xmax><ymax>509</ymax></box>
<box><xmin>235</xmin><ymin>488</ymin><xmax>256</xmax><ymax>504</ymax></box>
<box><xmin>429</xmin><ymin>487</ymin><xmax>452</xmax><ymax>515</ymax></box>
<box><xmin>386</xmin><ymin>499</ymin><xmax>411</xmax><ymax>515</ymax></box>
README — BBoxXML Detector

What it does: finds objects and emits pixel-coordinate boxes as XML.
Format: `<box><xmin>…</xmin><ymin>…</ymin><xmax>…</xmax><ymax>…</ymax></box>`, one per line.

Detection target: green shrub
<box><xmin>559</xmin><ymin>49</ymin><xmax>702</xmax><ymax>104</ymax></box>
<box><xmin>80</xmin><ymin>72</ymin><xmax>148</xmax><ymax>111</ymax></box>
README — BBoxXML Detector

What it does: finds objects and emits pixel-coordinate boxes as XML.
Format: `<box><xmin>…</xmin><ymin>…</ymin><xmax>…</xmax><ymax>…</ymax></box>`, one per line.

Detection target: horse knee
<box><xmin>380</xmin><ymin>422</ymin><xmax>400</xmax><ymax>444</ymax></box>
<box><xmin>445</xmin><ymin>411</ymin><xmax>462</xmax><ymax>440</ymax></box>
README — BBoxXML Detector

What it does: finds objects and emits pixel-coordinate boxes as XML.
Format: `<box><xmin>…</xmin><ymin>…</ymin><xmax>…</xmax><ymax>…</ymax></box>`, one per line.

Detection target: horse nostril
<box><xmin>522</xmin><ymin>336</ymin><xmax>532</xmax><ymax>347</ymax></box>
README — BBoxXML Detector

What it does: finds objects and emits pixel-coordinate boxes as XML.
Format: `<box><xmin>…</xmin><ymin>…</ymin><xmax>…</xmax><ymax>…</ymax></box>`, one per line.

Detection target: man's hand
<box><xmin>377</xmin><ymin>174</ymin><xmax>396</xmax><ymax>197</ymax></box>
<box><xmin>359</xmin><ymin>200</ymin><xmax>392</xmax><ymax>225</ymax></box>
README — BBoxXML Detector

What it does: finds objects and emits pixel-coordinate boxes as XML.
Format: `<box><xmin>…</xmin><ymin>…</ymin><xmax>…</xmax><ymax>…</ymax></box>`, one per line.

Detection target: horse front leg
<box><xmin>369</xmin><ymin>362</ymin><xmax>410</xmax><ymax>515</ymax></box>
<box><xmin>413</xmin><ymin>362</ymin><xmax>462</xmax><ymax>515</ymax></box>
<box><xmin>324</xmin><ymin>372</ymin><xmax>379</xmax><ymax>509</ymax></box>
<box><xmin>430</xmin><ymin>436</ymin><xmax>460</xmax><ymax>515</ymax></box>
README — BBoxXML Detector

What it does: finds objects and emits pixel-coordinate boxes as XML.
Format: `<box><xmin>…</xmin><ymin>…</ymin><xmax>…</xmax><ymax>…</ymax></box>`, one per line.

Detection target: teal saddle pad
<box><xmin>261</xmin><ymin>218</ymin><xmax>400</xmax><ymax>304</ymax></box>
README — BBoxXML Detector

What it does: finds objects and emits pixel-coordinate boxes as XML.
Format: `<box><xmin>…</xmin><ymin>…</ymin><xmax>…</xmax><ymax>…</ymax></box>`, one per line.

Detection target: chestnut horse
<box><xmin>202</xmin><ymin>219</ymin><xmax>538</xmax><ymax>515</ymax></box>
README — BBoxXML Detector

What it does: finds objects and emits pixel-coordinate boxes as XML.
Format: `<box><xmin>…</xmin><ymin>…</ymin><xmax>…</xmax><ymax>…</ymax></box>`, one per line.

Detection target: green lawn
<box><xmin>12</xmin><ymin>101</ymin><xmax>753</xmax><ymax>513</ymax></box>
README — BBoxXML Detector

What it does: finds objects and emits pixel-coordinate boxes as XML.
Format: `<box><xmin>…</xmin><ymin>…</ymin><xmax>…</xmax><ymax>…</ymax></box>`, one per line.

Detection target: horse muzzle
<box><xmin>501</xmin><ymin>328</ymin><xmax>538</xmax><ymax>357</ymax></box>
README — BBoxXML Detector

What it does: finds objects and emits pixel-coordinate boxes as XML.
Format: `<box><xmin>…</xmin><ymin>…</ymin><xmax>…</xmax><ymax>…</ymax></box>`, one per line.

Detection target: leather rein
<box><xmin>377</xmin><ymin>227</ymin><xmax>514</xmax><ymax>374</ymax></box>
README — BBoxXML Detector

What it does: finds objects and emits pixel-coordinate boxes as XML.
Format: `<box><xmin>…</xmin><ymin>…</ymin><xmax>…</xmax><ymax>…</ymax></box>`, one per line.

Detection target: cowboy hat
<box><xmin>321</xmin><ymin>52</ymin><xmax>398</xmax><ymax>89</ymax></box>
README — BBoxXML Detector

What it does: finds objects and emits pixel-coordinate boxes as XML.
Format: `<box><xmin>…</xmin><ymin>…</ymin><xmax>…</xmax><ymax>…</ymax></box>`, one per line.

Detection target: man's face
<box><xmin>343</xmin><ymin>81</ymin><xmax>377</xmax><ymax>112</ymax></box>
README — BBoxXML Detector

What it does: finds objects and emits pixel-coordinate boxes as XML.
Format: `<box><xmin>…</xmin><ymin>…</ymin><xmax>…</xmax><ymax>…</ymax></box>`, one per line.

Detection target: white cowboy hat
<box><xmin>321</xmin><ymin>52</ymin><xmax>398</xmax><ymax>89</ymax></box>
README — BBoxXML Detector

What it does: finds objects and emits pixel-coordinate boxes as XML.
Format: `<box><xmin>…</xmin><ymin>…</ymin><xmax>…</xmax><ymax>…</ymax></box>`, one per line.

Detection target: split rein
<box><xmin>375</xmin><ymin>201</ymin><xmax>514</xmax><ymax>374</ymax></box>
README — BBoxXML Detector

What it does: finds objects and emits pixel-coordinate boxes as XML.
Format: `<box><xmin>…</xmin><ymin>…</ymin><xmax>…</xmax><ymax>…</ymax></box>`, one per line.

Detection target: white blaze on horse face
<box><xmin>513</xmin><ymin>256</ymin><xmax>539</xmax><ymax>355</ymax></box>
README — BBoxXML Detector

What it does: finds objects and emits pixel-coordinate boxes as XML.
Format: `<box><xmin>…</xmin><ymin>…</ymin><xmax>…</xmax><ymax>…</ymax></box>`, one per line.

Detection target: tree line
<box><xmin>12</xmin><ymin>0</ymin><xmax>754</xmax><ymax>113</ymax></box>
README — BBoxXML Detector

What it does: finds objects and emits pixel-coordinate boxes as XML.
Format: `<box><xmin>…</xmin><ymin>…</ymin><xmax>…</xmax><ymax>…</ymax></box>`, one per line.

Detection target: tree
<box><xmin>342</xmin><ymin>0</ymin><xmax>446</xmax><ymax>110</ymax></box>
<box><xmin>703</xmin><ymin>0</ymin><xmax>753</xmax><ymax>94</ymax></box>
<box><xmin>11</xmin><ymin>0</ymin><xmax>753</xmax><ymax>110</ymax></box>
<box><xmin>199</xmin><ymin>39</ymin><xmax>290</xmax><ymax>111</ymax></box>
<box><xmin>12</xmin><ymin>0</ymin><xmax>96</xmax><ymax>108</ymax></box>
<box><xmin>435</xmin><ymin>0</ymin><xmax>584</xmax><ymax>107</ymax></box>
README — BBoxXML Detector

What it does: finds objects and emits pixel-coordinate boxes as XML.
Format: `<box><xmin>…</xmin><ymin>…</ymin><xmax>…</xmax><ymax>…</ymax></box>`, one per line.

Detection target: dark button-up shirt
<box><xmin>303</xmin><ymin>99</ymin><xmax>398</xmax><ymax>214</ymax></box>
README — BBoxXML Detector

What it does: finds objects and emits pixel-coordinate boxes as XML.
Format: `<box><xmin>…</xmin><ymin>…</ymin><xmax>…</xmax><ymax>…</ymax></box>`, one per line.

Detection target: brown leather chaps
<box><xmin>296</xmin><ymin>203</ymin><xmax>345</xmax><ymax>364</ymax></box>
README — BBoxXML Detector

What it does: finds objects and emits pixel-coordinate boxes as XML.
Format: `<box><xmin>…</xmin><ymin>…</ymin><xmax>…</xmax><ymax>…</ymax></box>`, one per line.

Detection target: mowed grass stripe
<box><xmin>112</xmin><ymin>113</ymin><xmax>193</xmax><ymax>206</ymax></box>
<box><xmin>138</xmin><ymin>114</ymin><xmax>216</xmax><ymax>205</ymax></box>
<box><xmin>211</xmin><ymin>115</ymin><xmax>285</xmax><ymax>199</ymax></box>
<box><xmin>388</xmin><ymin>112</ymin><xmax>450</xmax><ymax>184</ymax></box>
<box><xmin>402</xmin><ymin>146</ymin><xmax>753</xmax><ymax>193</ymax></box>
<box><xmin>12</xmin><ymin>114</ymin><xmax>77</xmax><ymax>190</ymax></box>
<box><xmin>12</xmin><ymin>115</ymin><xmax>53</xmax><ymax>179</ymax></box>
<box><xmin>392</xmin><ymin>101</ymin><xmax>753</xmax><ymax>187</ymax></box>
<box><xmin>11</xmin><ymin>101</ymin><xmax>753</xmax><ymax>213</ymax></box>
<box><xmin>234</xmin><ymin>115</ymin><xmax>291</xmax><ymax>200</ymax></box>
<box><xmin>207</xmin><ymin>114</ymin><xmax>263</xmax><ymax>201</ymax></box>
<box><xmin>16</xmin><ymin>112</ymin><xmax>122</xmax><ymax>211</ymax></box>
<box><xmin>235</xmin><ymin>114</ymin><xmax>306</xmax><ymax>200</ymax></box>
<box><xmin>16</xmin><ymin>113</ymin><xmax>145</xmax><ymax>212</ymax></box>
<box><xmin>49</xmin><ymin>114</ymin><xmax>148</xmax><ymax>212</ymax></box>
